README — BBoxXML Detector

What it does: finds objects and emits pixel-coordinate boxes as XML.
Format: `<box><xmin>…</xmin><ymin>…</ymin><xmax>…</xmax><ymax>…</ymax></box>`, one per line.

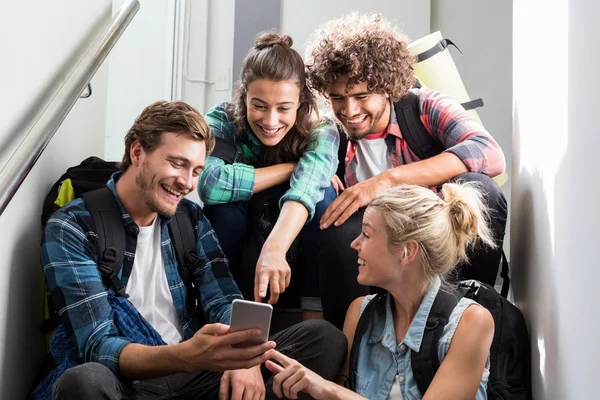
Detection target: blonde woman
<box><xmin>266</xmin><ymin>182</ymin><xmax>496</xmax><ymax>400</ymax></box>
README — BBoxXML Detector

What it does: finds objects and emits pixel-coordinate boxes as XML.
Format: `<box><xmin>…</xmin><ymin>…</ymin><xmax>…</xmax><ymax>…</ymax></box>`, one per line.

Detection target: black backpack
<box><xmin>41</xmin><ymin>156</ymin><xmax>117</xmax><ymax>227</ymax></box>
<box><xmin>40</xmin><ymin>158</ymin><xmax>201</xmax><ymax>335</ymax></box>
<box><xmin>348</xmin><ymin>280</ymin><xmax>532</xmax><ymax>399</ymax></box>
<box><xmin>209</xmin><ymin>137</ymin><xmax>302</xmax><ymax>307</ymax></box>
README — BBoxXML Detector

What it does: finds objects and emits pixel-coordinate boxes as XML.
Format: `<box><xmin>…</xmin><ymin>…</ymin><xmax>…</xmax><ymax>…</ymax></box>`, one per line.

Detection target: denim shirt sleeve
<box><xmin>198</xmin><ymin>103</ymin><xmax>256</xmax><ymax>205</ymax></box>
<box><xmin>193</xmin><ymin>206</ymin><xmax>243</xmax><ymax>324</ymax></box>
<box><xmin>279</xmin><ymin>117</ymin><xmax>340</xmax><ymax>221</ymax></box>
<box><xmin>41</xmin><ymin>204</ymin><xmax>130</xmax><ymax>374</ymax></box>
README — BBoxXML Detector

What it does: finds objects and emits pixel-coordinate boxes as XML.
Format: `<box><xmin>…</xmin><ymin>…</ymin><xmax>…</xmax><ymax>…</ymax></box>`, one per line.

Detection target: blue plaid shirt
<box><xmin>33</xmin><ymin>173</ymin><xmax>242</xmax><ymax>399</ymax></box>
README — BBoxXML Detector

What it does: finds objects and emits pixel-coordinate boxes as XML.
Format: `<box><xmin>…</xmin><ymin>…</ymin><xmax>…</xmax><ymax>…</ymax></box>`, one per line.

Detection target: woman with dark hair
<box><xmin>198</xmin><ymin>31</ymin><xmax>340</xmax><ymax>320</ymax></box>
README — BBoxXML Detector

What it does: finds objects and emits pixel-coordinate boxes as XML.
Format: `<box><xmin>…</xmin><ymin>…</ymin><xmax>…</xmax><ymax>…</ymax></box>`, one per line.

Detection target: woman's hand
<box><xmin>266</xmin><ymin>350</ymin><xmax>334</xmax><ymax>399</ymax></box>
<box><xmin>254</xmin><ymin>247</ymin><xmax>291</xmax><ymax>305</ymax></box>
<box><xmin>330</xmin><ymin>174</ymin><xmax>345</xmax><ymax>195</ymax></box>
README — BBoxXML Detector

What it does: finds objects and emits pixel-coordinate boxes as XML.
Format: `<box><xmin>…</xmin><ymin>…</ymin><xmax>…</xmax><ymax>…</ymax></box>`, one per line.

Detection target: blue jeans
<box><xmin>204</xmin><ymin>185</ymin><xmax>337</xmax><ymax>311</ymax></box>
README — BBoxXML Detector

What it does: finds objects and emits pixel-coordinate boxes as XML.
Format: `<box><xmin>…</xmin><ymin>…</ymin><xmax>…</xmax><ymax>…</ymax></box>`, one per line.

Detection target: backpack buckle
<box><xmin>98</xmin><ymin>247</ymin><xmax>119</xmax><ymax>278</ymax></box>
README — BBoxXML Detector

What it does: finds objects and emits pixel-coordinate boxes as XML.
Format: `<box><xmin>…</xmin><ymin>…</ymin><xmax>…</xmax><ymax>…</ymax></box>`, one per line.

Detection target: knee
<box><xmin>203</xmin><ymin>202</ymin><xmax>248</xmax><ymax>228</ymax></box>
<box><xmin>319</xmin><ymin>211</ymin><xmax>362</xmax><ymax>247</ymax></box>
<box><xmin>451</xmin><ymin>172</ymin><xmax>507</xmax><ymax>215</ymax></box>
<box><xmin>53</xmin><ymin>363</ymin><xmax>116</xmax><ymax>400</ymax></box>
<box><xmin>302</xmin><ymin>319</ymin><xmax>347</xmax><ymax>357</ymax></box>
<box><xmin>313</xmin><ymin>185</ymin><xmax>338</xmax><ymax>221</ymax></box>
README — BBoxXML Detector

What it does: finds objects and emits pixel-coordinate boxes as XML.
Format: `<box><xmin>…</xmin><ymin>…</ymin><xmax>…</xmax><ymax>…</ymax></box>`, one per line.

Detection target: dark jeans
<box><xmin>53</xmin><ymin>320</ymin><xmax>346</xmax><ymax>400</ymax></box>
<box><xmin>319</xmin><ymin>172</ymin><xmax>508</xmax><ymax>329</ymax></box>
<box><xmin>204</xmin><ymin>186</ymin><xmax>337</xmax><ymax>311</ymax></box>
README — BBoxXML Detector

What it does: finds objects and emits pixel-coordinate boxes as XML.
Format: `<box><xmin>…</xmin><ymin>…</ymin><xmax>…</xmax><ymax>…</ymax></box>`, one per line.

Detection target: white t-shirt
<box><xmin>125</xmin><ymin>218</ymin><xmax>182</xmax><ymax>344</ymax></box>
<box><xmin>354</xmin><ymin>136</ymin><xmax>394</xmax><ymax>182</ymax></box>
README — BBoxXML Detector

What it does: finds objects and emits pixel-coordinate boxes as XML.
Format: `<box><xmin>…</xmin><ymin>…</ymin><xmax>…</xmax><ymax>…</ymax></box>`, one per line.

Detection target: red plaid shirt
<box><xmin>344</xmin><ymin>87</ymin><xmax>506</xmax><ymax>187</ymax></box>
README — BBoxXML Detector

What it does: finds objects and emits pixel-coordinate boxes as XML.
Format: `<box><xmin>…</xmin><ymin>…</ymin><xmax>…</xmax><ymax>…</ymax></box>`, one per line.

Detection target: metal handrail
<box><xmin>0</xmin><ymin>0</ymin><xmax>140</xmax><ymax>217</ymax></box>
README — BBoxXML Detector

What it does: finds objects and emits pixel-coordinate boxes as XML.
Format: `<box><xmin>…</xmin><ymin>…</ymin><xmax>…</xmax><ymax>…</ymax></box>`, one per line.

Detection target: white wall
<box><xmin>104</xmin><ymin>0</ymin><xmax>176</xmax><ymax>161</ymax></box>
<box><xmin>0</xmin><ymin>2</ymin><xmax>111</xmax><ymax>396</ymax></box>
<box><xmin>180</xmin><ymin>0</ymin><xmax>236</xmax><ymax>115</ymax></box>
<box><xmin>431</xmin><ymin>0</ymin><xmax>513</xmax><ymax>259</ymax></box>
<box><xmin>0</xmin><ymin>1</ymin><xmax>111</xmax><ymax>167</ymax></box>
<box><xmin>512</xmin><ymin>0</ymin><xmax>600</xmax><ymax>398</ymax></box>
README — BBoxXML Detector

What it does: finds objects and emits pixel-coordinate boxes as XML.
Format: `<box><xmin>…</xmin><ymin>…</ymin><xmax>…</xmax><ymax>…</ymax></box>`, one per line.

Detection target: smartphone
<box><xmin>229</xmin><ymin>299</ymin><xmax>273</xmax><ymax>348</ymax></box>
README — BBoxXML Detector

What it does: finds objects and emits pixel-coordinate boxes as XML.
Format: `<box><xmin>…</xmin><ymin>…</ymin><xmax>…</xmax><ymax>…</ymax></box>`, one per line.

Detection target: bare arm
<box><xmin>385</xmin><ymin>152</ymin><xmax>468</xmax><ymax>188</ymax></box>
<box><xmin>264</xmin><ymin>201</ymin><xmax>308</xmax><ymax>254</ymax></box>
<box><xmin>253</xmin><ymin>163</ymin><xmax>297</xmax><ymax>193</ymax></box>
<box><xmin>337</xmin><ymin>296</ymin><xmax>365</xmax><ymax>385</ymax></box>
<box><xmin>254</xmin><ymin>200</ymin><xmax>309</xmax><ymax>303</ymax></box>
<box><xmin>422</xmin><ymin>305</ymin><xmax>494</xmax><ymax>400</ymax></box>
<box><xmin>119</xmin><ymin>324</ymin><xmax>276</xmax><ymax>379</ymax></box>
<box><xmin>320</xmin><ymin>152</ymin><xmax>467</xmax><ymax>228</ymax></box>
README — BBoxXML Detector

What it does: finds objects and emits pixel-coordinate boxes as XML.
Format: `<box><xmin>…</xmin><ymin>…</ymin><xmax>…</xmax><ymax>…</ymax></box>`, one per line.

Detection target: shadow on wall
<box><xmin>510</xmin><ymin>104</ymin><xmax>564</xmax><ymax>399</ymax></box>
<box><xmin>0</xmin><ymin>220</ymin><xmax>45</xmax><ymax>398</ymax></box>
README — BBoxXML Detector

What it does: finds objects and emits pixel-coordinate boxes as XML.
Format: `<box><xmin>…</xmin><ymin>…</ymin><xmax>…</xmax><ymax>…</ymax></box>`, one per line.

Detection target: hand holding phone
<box><xmin>229</xmin><ymin>299</ymin><xmax>273</xmax><ymax>348</ymax></box>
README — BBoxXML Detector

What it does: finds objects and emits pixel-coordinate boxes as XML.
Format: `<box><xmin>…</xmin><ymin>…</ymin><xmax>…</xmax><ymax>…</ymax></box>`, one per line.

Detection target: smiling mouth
<box><xmin>161</xmin><ymin>183</ymin><xmax>184</xmax><ymax>200</ymax></box>
<box><xmin>257</xmin><ymin>125</ymin><xmax>284</xmax><ymax>137</ymax></box>
<box><xmin>358</xmin><ymin>257</ymin><xmax>367</xmax><ymax>268</ymax></box>
<box><xmin>343</xmin><ymin>115</ymin><xmax>367</xmax><ymax>125</ymax></box>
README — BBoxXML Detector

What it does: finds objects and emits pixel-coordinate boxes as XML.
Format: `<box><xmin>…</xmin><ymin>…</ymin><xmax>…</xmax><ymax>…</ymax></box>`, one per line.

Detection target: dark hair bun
<box><xmin>254</xmin><ymin>31</ymin><xmax>293</xmax><ymax>49</ymax></box>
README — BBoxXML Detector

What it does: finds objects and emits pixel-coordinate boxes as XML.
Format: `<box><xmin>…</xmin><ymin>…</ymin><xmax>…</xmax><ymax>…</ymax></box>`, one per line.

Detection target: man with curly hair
<box><xmin>305</xmin><ymin>13</ymin><xmax>508</xmax><ymax>328</ymax></box>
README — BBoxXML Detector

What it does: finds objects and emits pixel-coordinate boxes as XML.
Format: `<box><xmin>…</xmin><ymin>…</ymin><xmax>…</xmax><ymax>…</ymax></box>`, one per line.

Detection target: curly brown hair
<box><xmin>305</xmin><ymin>12</ymin><xmax>415</xmax><ymax>102</ymax></box>
<box><xmin>229</xmin><ymin>31</ymin><xmax>317</xmax><ymax>166</ymax></box>
<box><xmin>120</xmin><ymin>101</ymin><xmax>213</xmax><ymax>171</ymax></box>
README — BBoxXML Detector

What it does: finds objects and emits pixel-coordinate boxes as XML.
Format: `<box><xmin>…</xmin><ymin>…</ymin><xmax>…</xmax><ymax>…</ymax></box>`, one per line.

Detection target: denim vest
<box><xmin>355</xmin><ymin>276</ymin><xmax>490</xmax><ymax>400</ymax></box>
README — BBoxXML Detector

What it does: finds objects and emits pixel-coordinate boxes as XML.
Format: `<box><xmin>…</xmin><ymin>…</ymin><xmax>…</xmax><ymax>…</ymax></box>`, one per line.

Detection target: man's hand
<box><xmin>254</xmin><ymin>247</ymin><xmax>291</xmax><ymax>305</ymax></box>
<box><xmin>219</xmin><ymin>366</ymin><xmax>265</xmax><ymax>400</ymax></box>
<box><xmin>181</xmin><ymin>323</ymin><xmax>276</xmax><ymax>372</ymax></box>
<box><xmin>266</xmin><ymin>350</ymin><xmax>333</xmax><ymax>400</ymax></box>
<box><xmin>320</xmin><ymin>173</ymin><xmax>392</xmax><ymax>229</ymax></box>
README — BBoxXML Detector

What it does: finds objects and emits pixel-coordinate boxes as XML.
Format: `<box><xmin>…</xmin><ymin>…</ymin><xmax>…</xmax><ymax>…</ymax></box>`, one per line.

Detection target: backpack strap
<box><xmin>82</xmin><ymin>187</ymin><xmax>128</xmax><ymax>298</ymax></box>
<box><xmin>336</xmin><ymin>125</ymin><xmax>348</xmax><ymax>182</ymax></box>
<box><xmin>394</xmin><ymin>92</ymin><xmax>445</xmax><ymax>160</ymax></box>
<box><xmin>411</xmin><ymin>288</ymin><xmax>460</xmax><ymax>395</ymax></box>
<box><xmin>460</xmin><ymin>98</ymin><xmax>485</xmax><ymax>111</ymax></box>
<box><xmin>347</xmin><ymin>292</ymin><xmax>387</xmax><ymax>391</ymax></box>
<box><xmin>211</xmin><ymin>136</ymin><xmax>250</xmax><ymax>164</ymax></box>
<box><xmin>168</xmin><ymin>206</ymin><xmax>198</xmax><ymax>313</ymax></box>
<box><xmin>415</xmin><ymin>38</ymin><xmax>462</xmax><ymax>63</ymax></box>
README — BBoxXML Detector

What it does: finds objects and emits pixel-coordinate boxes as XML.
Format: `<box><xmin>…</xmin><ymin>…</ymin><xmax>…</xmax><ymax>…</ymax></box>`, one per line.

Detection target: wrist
<box><xmin>379</xmin><ymin>168</ymin><xmax>396</xmax><ymax>188</ymax></box>
<box><xmin>171</xmin><ymin>341</ymin><xmax>195</xmax><ymax>373</ymax></box>
<box><xmin>324</xmin><ymin>381</ymin><xmax>343</xmax><ymax>400</ymax></box>
<box><xmin>262</xmin><ymin>238</ymin><xmax>287</xmax><ymax>254</ymax></box>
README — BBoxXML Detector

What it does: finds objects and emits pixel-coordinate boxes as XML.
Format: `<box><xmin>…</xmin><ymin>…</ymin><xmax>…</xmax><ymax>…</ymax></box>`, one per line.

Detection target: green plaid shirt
<box><xmin>198</xmin><ymin>103</ymin><xmax>339</xmax><ymax>221</ymax></box>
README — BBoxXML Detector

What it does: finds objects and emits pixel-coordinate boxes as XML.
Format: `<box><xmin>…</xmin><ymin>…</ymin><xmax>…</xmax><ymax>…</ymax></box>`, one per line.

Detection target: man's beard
<box><xmin>135</xmin><ymin>162</ymin><xmax>178</xmax><ymax>217</ymax></box>
<box><xmin>342</xmin><ymin>98</ymin><xmax>388</xmax><ymax>140</ymax></box>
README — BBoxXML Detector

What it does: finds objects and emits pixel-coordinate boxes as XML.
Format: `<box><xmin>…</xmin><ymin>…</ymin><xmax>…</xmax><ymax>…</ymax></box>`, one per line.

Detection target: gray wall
<box><xmin>431</xmin><ymin>0</ymin><xmax>513</xmax><ymax>259</ymax></box>
<box><xmin>281</xmin><ymin>0</ymin><xmax>431</xmax><ymax>55</ymax></box>
<box><xmin>233</xmin><ymin>0</ymin><xmax>281</xmax><ymax>88</ymax></box>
